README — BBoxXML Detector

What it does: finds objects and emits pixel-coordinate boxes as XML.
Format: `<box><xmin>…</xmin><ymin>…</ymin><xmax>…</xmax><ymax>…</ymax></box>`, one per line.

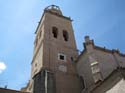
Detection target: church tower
<box><xmin>30</xmin><ymin>5</ymin><xmax>81</xmax><ymax>93</ymax></box>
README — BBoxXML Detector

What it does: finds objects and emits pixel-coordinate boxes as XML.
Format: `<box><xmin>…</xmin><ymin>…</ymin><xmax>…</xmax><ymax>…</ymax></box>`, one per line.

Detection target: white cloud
<box><xmin>0</xmin><ymin>62</ymin><xmax>6</xmax><ymax>74</ymax></box>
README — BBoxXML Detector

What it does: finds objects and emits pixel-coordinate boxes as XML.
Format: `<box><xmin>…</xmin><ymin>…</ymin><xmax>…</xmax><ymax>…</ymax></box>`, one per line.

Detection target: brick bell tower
<box><xmin>29</xmin><ymin>5</ymin><xmax>81</xmax><ymax>93</ymax></box>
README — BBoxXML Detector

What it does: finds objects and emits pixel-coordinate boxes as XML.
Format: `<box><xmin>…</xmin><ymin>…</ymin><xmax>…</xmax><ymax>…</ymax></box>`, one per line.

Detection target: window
<box><xmin>63</xmin><ymin>30</ymin><xmax>69</xmax><ymax>41</ymax></box>
<box><xmin>91</xmin><ymin>65</ymin><xmax>100</xmax><ymax>74</ymax></box>
<box><xmin>52</xmin><ymin>27</ymin><xmax>58</xmax><ymax>38</ymax></box>
<box><xmin>90</xmin><ymin>62</ymin><xmax>102</xmax><ymax>83</ymax></box>
<box><xmin>58</xmin><ymin>53</ymin><xmax>66</xmax><ymax>61</ymax></box>
<box><xmin>60</xmin><ymin>55</ymin><xmax>64</xmax><ymax>60</ymax></box>
<box><xmin>91</xmin><ymin>61</ymin><xmax>100</xmax><ymax>74</ymax></box>
<box><xmin>71</xmin><ymin>57</ymin><xmax>74</xmax><ymax>63</ymax></box>
<box><xmin>80</xmin><ymin>76</ymin><xmax>85</xmax><ymax>90</ymax></box>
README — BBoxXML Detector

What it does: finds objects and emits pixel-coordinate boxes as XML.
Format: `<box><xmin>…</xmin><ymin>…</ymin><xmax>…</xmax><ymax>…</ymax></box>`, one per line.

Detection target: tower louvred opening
<box><xmin>63</xmin><ymin>30</ymin><xmax>69</xmax><ymax>41</ymax></box>
<box><xmin>52</xmin><ymin>27</ymin><xmax>58</xmax><ymax>38</ymax></box>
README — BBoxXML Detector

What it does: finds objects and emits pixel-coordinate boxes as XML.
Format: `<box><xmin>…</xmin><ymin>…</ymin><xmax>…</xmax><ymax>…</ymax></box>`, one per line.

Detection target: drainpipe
<box><xmin>45</xmin><ymin>70</ymin><xmax>48</xmax><ymax>93</ymax></box>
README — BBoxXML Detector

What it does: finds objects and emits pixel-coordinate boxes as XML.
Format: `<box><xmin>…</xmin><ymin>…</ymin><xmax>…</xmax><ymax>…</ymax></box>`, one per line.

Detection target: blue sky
<box><xmin>0</xmin><ymin>0</ymin><xmax>125</xmax><ymax>90</ymax></box>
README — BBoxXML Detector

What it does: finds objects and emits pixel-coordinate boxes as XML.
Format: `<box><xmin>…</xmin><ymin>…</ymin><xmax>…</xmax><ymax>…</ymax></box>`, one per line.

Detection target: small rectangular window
<box><xmin>60</xmin><ymin>55</ymin><xmax>64</xmax><ymax>60</ymax></box>
<box><xmin>58</xmin><ymin>53</ymin><xmax>66</xmax><ymax>61</ymax></box>
<box><xmin>91</xmin><ymin>65</ymin><xmax>100</xmax><ymax>74</ymax></box>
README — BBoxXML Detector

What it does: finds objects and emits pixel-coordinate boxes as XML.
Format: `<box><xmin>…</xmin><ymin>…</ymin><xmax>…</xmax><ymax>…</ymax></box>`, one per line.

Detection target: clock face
<box><xmin>58</xmin><ymin>65</ymin><xmax>67</xmax><ymax>72</ymax></box>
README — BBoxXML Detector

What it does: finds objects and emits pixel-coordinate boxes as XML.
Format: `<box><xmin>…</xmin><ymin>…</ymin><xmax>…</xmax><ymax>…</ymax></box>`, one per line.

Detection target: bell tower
<box><xmin>30</xmin><ymin>5</ymin><xmax>81</xmax><ymax>93</ymax></box>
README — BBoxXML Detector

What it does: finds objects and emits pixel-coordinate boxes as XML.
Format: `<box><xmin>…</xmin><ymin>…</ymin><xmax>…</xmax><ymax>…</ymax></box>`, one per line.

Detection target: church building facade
<box><xmin>23</xmin><ymin>5</ymin><xmax>125</xmax><ymax>93</ymax></box>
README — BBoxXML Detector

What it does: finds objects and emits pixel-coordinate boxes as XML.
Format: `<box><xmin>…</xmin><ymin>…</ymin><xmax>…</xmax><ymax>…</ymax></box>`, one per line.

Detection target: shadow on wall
<box><xmin>91</xmin><ymin>68</ymin><xmax>125</xmax><ymax>93</ymax></box>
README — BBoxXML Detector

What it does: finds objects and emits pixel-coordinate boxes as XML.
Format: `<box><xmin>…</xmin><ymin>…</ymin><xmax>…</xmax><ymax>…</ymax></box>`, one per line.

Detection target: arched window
<box><xmin>52</xmin><ymin>27</ymin><xmax>58</xmax><ymax>38</ymax></box>
<box><xmin>63</xmin><ymin>30</ymin><xmax>69</xmax><ymax>41</ymax></box>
